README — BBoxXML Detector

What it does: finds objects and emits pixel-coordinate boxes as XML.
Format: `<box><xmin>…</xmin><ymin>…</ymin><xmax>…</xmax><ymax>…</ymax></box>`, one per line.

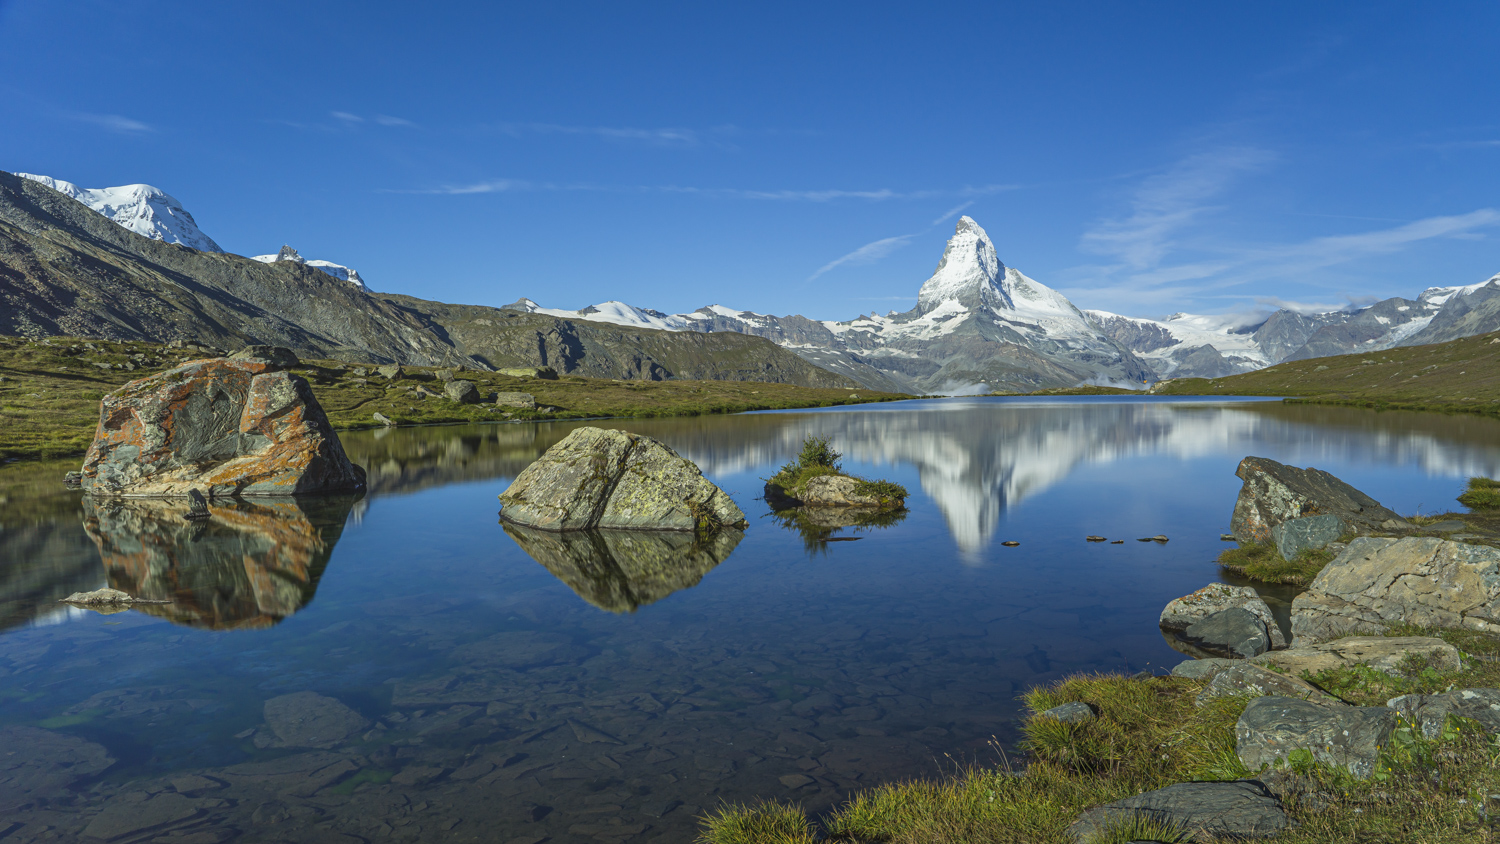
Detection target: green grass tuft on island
<box><xmin>700</xmin><ymin>625</ymin><xmax>1500</xmax><ymax>844</ymax></box>
<box><xmin>1150</xmin><ymin>329</ymin><xmax>1500</xmax><ymax>415</ymax></box>
<box><xmin>766</xmin><ymin>435</ymin><xmax>909</xmax><ymax>506</ymax></box>
<box><xmin>0</xmin><ymin>335</ymin><xmax>910</xmax><ymax>461</ymax></box>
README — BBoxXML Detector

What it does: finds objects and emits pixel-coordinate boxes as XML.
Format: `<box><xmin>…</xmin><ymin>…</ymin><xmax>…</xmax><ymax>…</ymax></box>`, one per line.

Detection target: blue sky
<box><xmin>1</xmin><ymin>1</ymin><xmax>1497</xmax><ymax>322</ymax></box>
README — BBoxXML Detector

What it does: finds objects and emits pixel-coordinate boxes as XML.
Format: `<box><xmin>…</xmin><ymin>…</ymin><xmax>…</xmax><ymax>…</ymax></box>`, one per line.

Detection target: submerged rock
<box><xmin>61</xmin><ymin>587</ymin><xmax>137</xmax><ymax>605</ymax></box>
<box><xmin>499</xmin><ymin>427</ymin><xmax>746</xmax><ymax>532</ymax></box>
<box><xmin>0</xmin><ymin>726</ymin><xmax>116</xmax><ymax>812</ymax></box>
<box><xmin>262</xmin><ymin>691</ymin><xmax>369</xmax><ymax>748</ymax></box>
<box><xmin>1290</xmin><ymin>536</ymin><xmax>1500</xmax><ymax>644</ymax></box>
<box><xmin>1229</xmin><ymin>456</ymin><xmax>1407</xmax><ymax>543</ymax></box>
<box><xmin>502</xmin><ymin>522</ymin><xmax>742</xmax><ymax>613</ymax></box>
<box><xmin>79</xmin><ymin>357</ymin><xmax>365</xmax><ymax>497</ymax></box>
<box><xmin>1237</xmin><ymin>696</ymin><xmax>1396</xmax><ymax>779</ymax></box>
<box><xmin>1068</xmin><ymin>780</ymin><xmax>1291</xmax><ymax>842</ymax></box>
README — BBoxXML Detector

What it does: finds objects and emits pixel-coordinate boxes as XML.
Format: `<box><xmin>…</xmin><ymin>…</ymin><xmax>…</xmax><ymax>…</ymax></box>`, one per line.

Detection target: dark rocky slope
<box><xmin>0</xmin><ymin>171</ymin><xmax>856</xmax><ymax>388</ymax></box>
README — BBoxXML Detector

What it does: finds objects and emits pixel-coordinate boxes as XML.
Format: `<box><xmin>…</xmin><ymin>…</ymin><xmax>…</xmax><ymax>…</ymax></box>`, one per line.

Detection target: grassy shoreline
<box><xmin>702</xmin><ymin>625</ymin><xmax>1500</xmax><ymax>844</ymax></box>
<box><xmin>0</xmin><ymin>335</ymin><xmax>911</xmax><ymax>461</ymax></box>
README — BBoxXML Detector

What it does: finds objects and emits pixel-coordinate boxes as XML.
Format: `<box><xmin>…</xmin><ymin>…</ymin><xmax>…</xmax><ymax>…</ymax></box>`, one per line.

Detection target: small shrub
<box><xmin>795</xmin><ymin>434</ymin><xmax>842</xmax><ymax>472</ymax></box>
<box><xmin>1457</xmin><ymin>476</ymin><xmax>1500</xmax><ymax>511</ymax></box>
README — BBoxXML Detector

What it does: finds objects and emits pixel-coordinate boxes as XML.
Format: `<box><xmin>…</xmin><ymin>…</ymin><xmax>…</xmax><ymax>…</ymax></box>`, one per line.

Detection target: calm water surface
<box><xmin>3</xmin><ymin>397</ymin><xmax>1500</xmax><ymax>843</ymax></box>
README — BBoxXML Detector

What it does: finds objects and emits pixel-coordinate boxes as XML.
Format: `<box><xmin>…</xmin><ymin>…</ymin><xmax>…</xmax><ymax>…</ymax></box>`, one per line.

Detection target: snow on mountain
<box><xmin>17</xmin><ymin>173</ymin><xmax>223</xmax><ymax>252</ymax></box>
<box><xmin>1086</xmin><ymin>309</ymin><xmax>1269</xmax><ymax>377</ymax></box>
<box><xmin>1420</xmin><ymin>272</ymin><xmax>1500</xmax><ymax>307</ymax></box>
<box><xmin>251</xmin><ymin>245</ymin><xmax>368</xmax><ymax>290</ymax></box>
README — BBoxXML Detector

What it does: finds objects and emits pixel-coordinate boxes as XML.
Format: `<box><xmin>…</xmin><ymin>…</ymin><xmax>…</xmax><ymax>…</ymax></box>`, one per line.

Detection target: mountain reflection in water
<box><xmin>82</xmin><ymin>495</ymin><xmax>359</xmax><ymax>630</ymax></box>
<box><xmin>501</xmin><ymin>522</ymin><xmax>743</xmax><ymax>613</ymax></box>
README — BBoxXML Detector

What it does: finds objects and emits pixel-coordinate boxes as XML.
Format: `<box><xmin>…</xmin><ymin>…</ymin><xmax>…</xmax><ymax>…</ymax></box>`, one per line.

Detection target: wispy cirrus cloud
<box><xmin>808</xmin><ymin>235</ymin><xmax>919</xmax><ymax>281</ymax></box>
<box><xmin>70</xmin><ymin>112</ymin><xmax>153</xmax><ymax>134</ymax></box>
<box><xmin>493</xmin><ymin>122</ymin><xmax>702</xmax><ymax>147</ymax></box>
<box><xmin>1062</xmin><ymin>146</ymin><xmax>1500</xmax><ymax>315</ymax></box>
<box><xmin>389</xmin><ymin>179</ymin><xmax>1015</xmax><ymax>202</ymax></box>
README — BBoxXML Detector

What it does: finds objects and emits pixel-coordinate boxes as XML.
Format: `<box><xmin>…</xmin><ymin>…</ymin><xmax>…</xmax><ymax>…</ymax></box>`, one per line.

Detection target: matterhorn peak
<box><xmin>916</xmin><ymin>216</ymin><xmax>1008</xmax><ymax>314</ymax></box>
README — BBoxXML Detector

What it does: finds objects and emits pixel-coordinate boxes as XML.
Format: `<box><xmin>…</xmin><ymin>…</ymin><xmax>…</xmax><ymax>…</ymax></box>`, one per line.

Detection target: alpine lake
<box><xmin>4</xmin><ymin>396</ymin><xmax>1500</xmax><ymax>844</ymax></box>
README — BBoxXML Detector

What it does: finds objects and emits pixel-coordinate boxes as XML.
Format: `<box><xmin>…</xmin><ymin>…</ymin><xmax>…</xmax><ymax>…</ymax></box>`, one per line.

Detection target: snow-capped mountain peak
<box><xmin>916</xmin><ymin>216</ymin><xmax>1007</xmax><ymax>313</ymax></box>
<box><xmin>17</xmin><ymin>173</ymin><xmax>223</xmax><ymax>252</ymax></box>
<box><xmin>1420</xmin><ymin>273</ymin><xmax>1500</xmax><ymax>307</ymax></box>
<box><xmin>250</xmin><ymin>245</ymin><xmax>368</xmax><ymax>290</ymax></box>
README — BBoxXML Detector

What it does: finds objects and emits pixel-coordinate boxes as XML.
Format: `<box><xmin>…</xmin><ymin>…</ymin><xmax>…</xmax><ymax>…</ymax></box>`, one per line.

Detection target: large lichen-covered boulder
<box><xmin>499</xmin><ymin>427</ymin><xmax>746</xmax><ymax>532</ymax></box>
<box><xmin>1160</xmin><ymin>583</ymin><xmax>1288</xmax><ymax>650</ymax></box>
<box><xmin>1230</xmin><ymin>456</ymin><xmax>1408</xmax><ymax>543</ymax></box>
<box><xmin>1290</xmin><ymin>537</ymin><xmax>1500</xmax><ymax>645</ymax></box>
<box><xmin>80</xmin><ymin>355</ymin><xmax>365</xmax><ymax>497</ymax></box>
<box><xmin>1237</xmin><ymin>696</ymin><xmax>1397</xmax><ymax>779</ymax></box>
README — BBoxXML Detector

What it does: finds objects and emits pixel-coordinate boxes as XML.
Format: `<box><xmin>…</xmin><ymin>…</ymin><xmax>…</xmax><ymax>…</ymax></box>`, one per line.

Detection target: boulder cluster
<box><xmin>1056</xmin><ymin>455</ymin><xmax>1500</xmax><ymax>840</ymax></box>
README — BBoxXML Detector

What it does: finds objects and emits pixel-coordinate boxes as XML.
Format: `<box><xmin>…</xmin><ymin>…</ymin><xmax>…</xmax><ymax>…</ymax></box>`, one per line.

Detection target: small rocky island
<box><xmin>763</xmin><ymin>435</ymin><xmax>907</xmax><ymax>514</ymax></box>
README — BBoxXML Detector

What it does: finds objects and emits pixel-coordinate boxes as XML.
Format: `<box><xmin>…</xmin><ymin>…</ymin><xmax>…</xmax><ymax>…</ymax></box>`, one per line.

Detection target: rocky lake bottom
<box><xmin>4</xmin><ymin>397</ymin><xmax>1500</xmax><ymax>843</ymax></box>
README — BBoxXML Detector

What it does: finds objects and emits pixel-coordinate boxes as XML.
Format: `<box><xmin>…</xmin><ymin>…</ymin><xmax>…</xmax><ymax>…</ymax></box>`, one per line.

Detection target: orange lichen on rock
<box><xmin>79</xmin><ymin>354</ymin><xmax>364</xmax><ymax>497</ymax></box>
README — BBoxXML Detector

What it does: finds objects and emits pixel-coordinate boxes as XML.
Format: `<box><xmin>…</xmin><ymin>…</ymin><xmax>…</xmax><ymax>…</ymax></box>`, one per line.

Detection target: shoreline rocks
<box><xmin>79</xmin><ymin>350</ymin><xmax>366</xmax><ymax>498</ymax></box>
<box><xmin>1068</xmin><ymin>781</ymin><xmax>1291</xmax><ymax>842</ymax></box>
<box><xmin>1252</xmin><ymin>636</ymin><xmax>1461</xmax><ymax>676</ymax></box>
<box><xmin>499</xmin><ymin>427</ymin><xmax>747</xmax><ymax>533</ymax></box>
<box><xmin>1230</xmin><ymin>456</ymin><xmax>1408</xmax><ymax>544</ymax></box>
<box><xmin>1290</xmin><ymin>536</ymin><xmax>1500</xmax><ymax>644</ymax></box>
<box><xmin>1236</xmin><ymin>696</ymin><xmax>1397</xmax><ymax>780</ymax></box>
<box><xmin>1160</xmin><ymin>583</ymin><xmax>1288</xmax><ymax>651</ymax></box>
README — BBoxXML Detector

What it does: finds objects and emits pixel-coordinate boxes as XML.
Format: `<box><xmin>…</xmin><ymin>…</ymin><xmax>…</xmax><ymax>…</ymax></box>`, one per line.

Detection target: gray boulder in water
<box><xmin>1183</xmin><ymin>607</ymin><xmax>1271</xmax><ymax>659</ymax></box>
<box><xmin>499</xmin><ymin>427</ymin><xmax>747</xmax><ymax>532</ymax></box>
<box><xmin>1229</xmin><ymin>456</ymin><xmax>1408</xmax><ymax>543</ymax></box>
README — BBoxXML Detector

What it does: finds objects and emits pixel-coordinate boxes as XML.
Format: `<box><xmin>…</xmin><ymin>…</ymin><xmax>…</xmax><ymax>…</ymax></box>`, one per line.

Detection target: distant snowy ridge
<box><xmin>17</xmin><ymin>173</ymin><xmax>223</xmax><ymax>252</ymax></box>
<box><xmin>252</xmin><ymin>245</ymin><xmax>369</xmax><ymax>290</ymax></box>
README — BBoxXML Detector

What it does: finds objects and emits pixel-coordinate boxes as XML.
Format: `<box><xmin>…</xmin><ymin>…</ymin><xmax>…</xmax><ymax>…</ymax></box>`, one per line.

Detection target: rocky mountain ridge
<box><xmin>0</xmin><ymin>170</ymin><xmax>853</xmax><ymax>388</ymax></box>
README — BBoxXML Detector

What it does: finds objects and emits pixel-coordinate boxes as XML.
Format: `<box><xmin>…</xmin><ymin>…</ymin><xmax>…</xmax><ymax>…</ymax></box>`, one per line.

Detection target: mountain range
<box><xmin>0</xmin><ymin>170</ymin><xmax>854</xmax><ymax>388</ymax></box>
<box><xmin>509</xmin><ymin>217</ymin><xmax>1500</xmax><ymax>391</ymax></box>
<box><xmin>3</xmin><ymin>168</ymin><xmax>1498</xmax><ymax>393</ymax></box>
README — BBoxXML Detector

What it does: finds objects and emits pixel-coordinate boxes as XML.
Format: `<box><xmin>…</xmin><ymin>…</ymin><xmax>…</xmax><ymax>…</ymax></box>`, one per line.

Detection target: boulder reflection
<box><xmin>769</xmin><ymin>506</ymin><xmax>908</xmax><ymax>554</ymax></box>
<box><xmin>82</xmin><ymin>495</ymin><xmax>358</xmax><ymax>630</ymax></box>
<box><xmin>502</xmin><ymin>523</ymin><xmax>742</xmax><ymax>613</ymax></box>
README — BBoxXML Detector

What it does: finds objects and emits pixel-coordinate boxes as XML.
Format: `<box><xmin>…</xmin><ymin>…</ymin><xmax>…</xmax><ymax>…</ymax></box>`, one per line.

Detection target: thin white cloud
<box><xmin>1081</xmin><ymin>147</ymin><xmax>1274</xmax><ymax>268</ymax></box>
<box><xmin>495</xmin><ymin>122</ymin><xmax>700</xmax><ymax>146</ymax></box>
<box><xmin>389</xmin><ymin>180</ymin><xmax>1015</xmax><ymax>203</ymax></box>
<box><xmin>331</xmin><ymin>111</ymin><xmax>364</xmax><ymax>124</ymax></box>
<box><xmin>930</xmin><ymin>201</ymin><xmax>974</xmax><ymax>227</ymax></box>
<box><xmin>374</xmin><ymin>114</ymin><xmax>415</xmax><ymax>127</ymax></box>
<box><xmin>71</xmin><ymin>112</ymin><xmax>153</xmax><ymax>134</ymax></box>
<box><xmin>808</xmin><ymin>235</ymin><xmax>917</xmax><ymax>281</ymax></box>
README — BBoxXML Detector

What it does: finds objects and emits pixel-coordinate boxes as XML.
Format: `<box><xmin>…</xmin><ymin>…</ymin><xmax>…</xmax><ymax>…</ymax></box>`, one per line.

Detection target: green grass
<box><xmin>766</xmin><ymin>435</ymin><xmax>909</xmax><ymax>505</ymax></box>
<box><xmin>1151</xmin><ymin>329</ymin><xmax>1500</xmax><ymax>418</ymax></box>
<box><xmin>0</xmin><ymin>335</ymin><xmax>910</xmax><ymax>461</ymax></box>
<box><xmin>1217</xmin><ymin>541</ymin><xmax>1335</xmax><ymax>585</ymax></box>
<box><xmin>700</xmin><ymin>628</ymin><xmax>1500</xmax><ymax>844</ymax></box>
<box><xmin>1458</xmin><ymin>476</ymin><xmax>1500</xmax><ymax>511</ymax></box>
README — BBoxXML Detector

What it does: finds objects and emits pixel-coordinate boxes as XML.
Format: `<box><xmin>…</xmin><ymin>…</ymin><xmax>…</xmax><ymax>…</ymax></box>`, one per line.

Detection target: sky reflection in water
<box><xmin>2</xmin><ymin>397</ymin><xmax>1499</xmax><ymax>843</ymax></box>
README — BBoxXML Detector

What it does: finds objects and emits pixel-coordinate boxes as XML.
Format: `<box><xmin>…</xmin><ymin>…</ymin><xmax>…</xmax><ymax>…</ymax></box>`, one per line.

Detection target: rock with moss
<box><xmin>1271</xmin><ymin>513</ymin><xmax>1345</xmax><ymax>560</ymax></box>
<box><xmin>1230</xmin><ymin>456</ymin><xmax>1410</xmax><ymax>543</ymax></box>
<box><xmin>1387</xmin><ymin>688</ymin><xmax>1500</xmax><ymax>738</ymax></box>
<box><xmin>1251</xmin><ymin>635</ymin><xmax>1461</xmax><ymax>676</ymax></box>
<box><xmin>764</xmin><ymin>434</ymin><xmax>907</xmax><ymax>511</ymax></box>
<box><xmin>1290</xmin><ymin>536</ymin><xmax>1500</xmax><ymax>645</ymax></box>
<box><xmin>1236</xmin><ymin>696</ymin><xmax>1397</xmax><ymax>779</ymax></box>
<box><xmin>1195</xmin><ymin>662</ymin><xmax>1343</xmax><ymax>707</ymax></box>
<box><xmin>498</xmin><ymin>427</ymin><xmax>746</xmax><ymax>533</ymax></box>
